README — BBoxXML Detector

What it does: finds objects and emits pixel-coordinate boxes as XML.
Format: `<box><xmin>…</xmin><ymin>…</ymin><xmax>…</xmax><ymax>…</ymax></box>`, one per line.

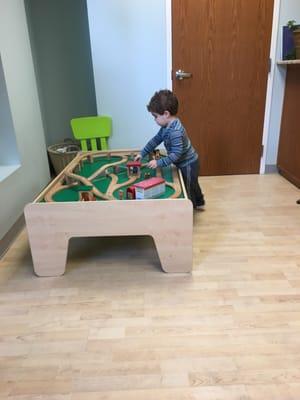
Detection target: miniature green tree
<box><xmin>287</xmin><ymin>20</ymin><xmax>297</xmax><ymax>30</ymax></box>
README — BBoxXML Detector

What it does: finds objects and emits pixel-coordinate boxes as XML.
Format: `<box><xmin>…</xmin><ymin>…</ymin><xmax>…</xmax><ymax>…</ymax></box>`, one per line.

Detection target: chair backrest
<box><xmin>70</xmin><ymin>116</ymin><xmax>112</xmax><ymax>151</ymax></box>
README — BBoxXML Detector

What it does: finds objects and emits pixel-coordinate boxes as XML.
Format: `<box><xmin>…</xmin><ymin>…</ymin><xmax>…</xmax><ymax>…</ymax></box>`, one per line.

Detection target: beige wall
<box><xmin>0</xmin><ymin>0</ymin><xmax>50</xmax><ymax>240</ymax></box>
<box><xmin>25</xmin><ymin>0</ymin><xmax>97</xmax><ymax>146</ymax></box>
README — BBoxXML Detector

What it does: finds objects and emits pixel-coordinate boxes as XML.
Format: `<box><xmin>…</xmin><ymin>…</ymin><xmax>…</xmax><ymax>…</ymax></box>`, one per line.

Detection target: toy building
<box><xmin>126</xmin><ymin>161</ymin><xmax>141</xmax><ymax>176</ymax></box>
<box><xmin>126</xmin><ymin>186</ymin><xmax>136</xmax><ymax>199</ymax></box>
<box><xmin>80</xmin><ymin>191</ymin><xmax>96</xmax><ymax>201</ymax></box>
<box><xmin>134</xmin><ymin>177</ymin><xmax>165</xmax><ymax>199</ymax></box>
<box><xmin>154</xmin><ymin>149</ymin><xmax>161</xmax><ymax>159</ymax></box>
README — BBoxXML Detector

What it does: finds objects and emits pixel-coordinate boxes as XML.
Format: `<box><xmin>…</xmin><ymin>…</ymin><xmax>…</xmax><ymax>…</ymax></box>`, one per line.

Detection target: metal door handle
<box><xmin>175</xmin><ymin>69</ymin><xmax>192</xmax><ymax>80</ymax></box>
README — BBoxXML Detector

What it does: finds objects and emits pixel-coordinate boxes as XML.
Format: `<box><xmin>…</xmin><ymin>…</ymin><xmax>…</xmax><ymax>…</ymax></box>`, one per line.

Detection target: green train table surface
<box><xmin>24</xmin><ymin>150</ymin><xmax>193</xmax><ymax>276</ymax></box>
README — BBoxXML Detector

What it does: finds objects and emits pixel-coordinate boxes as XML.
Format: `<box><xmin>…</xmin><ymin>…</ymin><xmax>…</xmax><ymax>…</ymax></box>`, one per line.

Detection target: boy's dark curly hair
<box><xmin>147</xmin><ymin>90</ymin><xmax>178</xmax><ymax>116</ymax></box>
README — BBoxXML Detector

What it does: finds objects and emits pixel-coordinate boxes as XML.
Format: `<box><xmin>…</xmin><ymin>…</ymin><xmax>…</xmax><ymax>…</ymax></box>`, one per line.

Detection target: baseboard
<box><xmin>0</xmin><ymin>214</ymin><xmax>25</xmax><ymax>259</ymax></box>
<box><xmin>265</xmin><ymin>164</ymin><xmax>278</xmax><ymax>173</ymax></box>
<box><xmin>278</xmin><ymin>165</ymin><xmax>300</xmax><ymax>189</ymax></box>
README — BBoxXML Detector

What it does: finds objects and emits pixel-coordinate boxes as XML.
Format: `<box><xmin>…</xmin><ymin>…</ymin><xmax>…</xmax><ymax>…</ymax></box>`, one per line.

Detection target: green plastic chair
<box><xmin>70</xmin><ymin>116</ymin><xmax>112</xmax><ymax>151</ymax></box>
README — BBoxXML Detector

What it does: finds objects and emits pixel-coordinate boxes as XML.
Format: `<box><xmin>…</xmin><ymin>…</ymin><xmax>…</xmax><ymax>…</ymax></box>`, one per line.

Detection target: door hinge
<box><xmin>171</xmin><ymin>69</ymin><xmax>173</xmax><ymax>80</ymax></box>
<box><xmin>261</xmin><ymin>144</ymin><xmax>264</xmax><ymax>157</ymax></box>
<box><xmin>268</xmin><ymin>58</ymin><xmax>272</xmax><ymax>73</ymax></box>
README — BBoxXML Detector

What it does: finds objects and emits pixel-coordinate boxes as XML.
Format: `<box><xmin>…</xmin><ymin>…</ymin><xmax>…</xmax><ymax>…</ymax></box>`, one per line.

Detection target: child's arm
<box><xmin>156</xmin><ymin>130</ymin><xmax>183</xmax><ymax>167</ymax></box>
<box><xmin>140</xmin><ymin>130</ymin><xmax>163</xmax><ymax>159</ymax></box>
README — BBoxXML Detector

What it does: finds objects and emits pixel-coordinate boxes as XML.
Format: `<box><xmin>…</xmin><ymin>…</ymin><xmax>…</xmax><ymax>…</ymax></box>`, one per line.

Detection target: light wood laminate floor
<box><xmin>0</xmin><ymin>174</ymin><xmax>300</xmax><ymax>400</ymax></box>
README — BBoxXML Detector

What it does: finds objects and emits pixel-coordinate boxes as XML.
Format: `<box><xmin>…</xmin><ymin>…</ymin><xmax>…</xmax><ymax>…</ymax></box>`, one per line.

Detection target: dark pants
<box><xmin>180</xmin><ymin>158</ymin><xmax>205</xmax><ymax>208</ymax></box>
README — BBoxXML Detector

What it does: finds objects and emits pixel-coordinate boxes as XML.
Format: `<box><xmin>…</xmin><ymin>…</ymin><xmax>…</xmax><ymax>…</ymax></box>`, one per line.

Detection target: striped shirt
<box><xmin>141</xmin><ymin>118</ymin><xmax>198</xmax><ymax>168</ymax></box>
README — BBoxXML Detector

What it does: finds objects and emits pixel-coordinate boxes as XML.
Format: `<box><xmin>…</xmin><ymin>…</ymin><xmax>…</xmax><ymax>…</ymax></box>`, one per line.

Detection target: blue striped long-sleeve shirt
<box><xmin>141</xmin><ymin>118</ymin><xmax>198</xmax><ymax>168</ymax></box>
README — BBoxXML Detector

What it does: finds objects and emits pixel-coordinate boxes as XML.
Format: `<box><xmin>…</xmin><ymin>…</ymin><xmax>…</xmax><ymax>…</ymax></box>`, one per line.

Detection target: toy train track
<box><xmin>43</xmin><ymin>151</ymin><xmax>183</xmax><ymax>202</ymax></box>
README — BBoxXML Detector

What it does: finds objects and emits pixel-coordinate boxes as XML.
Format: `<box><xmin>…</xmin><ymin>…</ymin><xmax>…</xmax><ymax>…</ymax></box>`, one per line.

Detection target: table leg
<box><xmin>28</xmin><ymin>231</ymin><xmax>68</xmax><ymax>277</ymax></box>
<box><xmin>153</xmin><ymin>232</ymin><xmax>192</xmax><ymax>273</ymax></box>
<box><xmin>24</xmin><ymin>205</ymin><xmax>68</xmax><ymax>276</ymax></box>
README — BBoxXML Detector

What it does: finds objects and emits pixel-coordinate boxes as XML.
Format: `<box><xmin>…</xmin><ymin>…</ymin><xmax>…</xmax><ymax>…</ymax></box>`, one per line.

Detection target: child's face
<box><xmin>151</xmin><ymin>111</ymin><xmax>170</xmax><ymax>127</ymax></box>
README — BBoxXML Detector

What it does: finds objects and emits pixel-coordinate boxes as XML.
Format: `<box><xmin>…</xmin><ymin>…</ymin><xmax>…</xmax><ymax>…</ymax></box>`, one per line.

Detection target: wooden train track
<box><xmin>44</xmin><ymin>151</ymin><xmax>183</xmax><ymax>202</ymax></box>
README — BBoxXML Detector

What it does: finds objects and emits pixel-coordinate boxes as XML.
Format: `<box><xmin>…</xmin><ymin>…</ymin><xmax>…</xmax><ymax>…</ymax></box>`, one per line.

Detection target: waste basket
<box><xmin>47</xmin><ymin>140</ymin><xmax>80</xmax><ymax>175</ymax></box>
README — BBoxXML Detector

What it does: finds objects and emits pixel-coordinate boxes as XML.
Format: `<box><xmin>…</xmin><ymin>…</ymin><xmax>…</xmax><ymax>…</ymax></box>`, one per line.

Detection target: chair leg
<box><xmin>100</xmin><ymin>138</ymin><xmax>108</xmax><ymax>150</ymax></box>
<box><xmin>81</xmin><ymin>140</ymin><xmax>88</xmax><ymax>151</ymax></box>
<box><xmin>90</xmin><ymin>138</ymin><xmax>97</xmax><ymax>151</ymax></box>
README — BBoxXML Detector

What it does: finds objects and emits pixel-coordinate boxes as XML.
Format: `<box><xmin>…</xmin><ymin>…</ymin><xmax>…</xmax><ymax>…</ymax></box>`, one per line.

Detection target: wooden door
<box><xmin>172</xmin><ymin>0</ymin><xmax>274</xmax><ymax>175</ymax></box>
<box><xmin>277</xmin><ymin>65</ymin><xmax>300</xmax><ymax>188</ymax></box>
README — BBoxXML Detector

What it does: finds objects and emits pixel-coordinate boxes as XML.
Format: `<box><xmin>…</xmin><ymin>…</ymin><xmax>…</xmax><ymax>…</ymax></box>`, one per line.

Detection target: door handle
<box><xmin>175</xmin><ymin>69</ymin><xmax>192</xmax><ymax>80</ymax></box>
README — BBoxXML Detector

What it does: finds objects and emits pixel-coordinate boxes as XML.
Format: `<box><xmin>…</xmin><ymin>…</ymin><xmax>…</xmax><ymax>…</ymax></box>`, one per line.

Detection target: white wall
<box><xmin>0</xmin><ymin>0</ymin><xmax>50</xmax><ymax>240</ymax></box>
<box><xmin>87</xmin><ymin>0</ymin><xmax>167</xmax><ymax>149</ymax></box>
<box><xmin>0</xmin><ymin>55</ymin><xmax>20</xmax><ymax>166</ymax></box>
<box><xmin>266</xmin><ymin>0</ymin><xmax>300</xmax><ymax>165</ymax></box>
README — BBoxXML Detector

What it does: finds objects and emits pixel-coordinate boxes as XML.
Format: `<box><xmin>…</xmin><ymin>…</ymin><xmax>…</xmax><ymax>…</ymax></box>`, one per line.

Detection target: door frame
<box><xmin>260</xmin><ymin>0</ymin><xmax>281</xmax><ymax>173</ymax></box>
<box><xmin>165</xmin><ymin>0</ymin><xmax>281</xmax><ymax>175</ymax></box>
<box><xmin>166</xmin><ymin>0</ymin><xmax>172</xmax><ymax>90</ymax></box>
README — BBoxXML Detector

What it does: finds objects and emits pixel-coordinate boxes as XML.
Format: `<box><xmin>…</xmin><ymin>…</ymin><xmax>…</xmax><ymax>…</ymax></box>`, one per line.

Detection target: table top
<box><xmin>39</xmin><ymin>150</ymin><xmax>185</xmax><ymax>203</ymax></box>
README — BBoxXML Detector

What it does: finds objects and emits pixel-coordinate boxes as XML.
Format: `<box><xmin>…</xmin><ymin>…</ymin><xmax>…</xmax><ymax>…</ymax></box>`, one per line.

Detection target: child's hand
<box><xmin>147</xmin><ymin>160</ymin><xmax>157</xmax><ymax>169</ymax></box>
<box><xmin>134</xmin><ymin>153</ymin><xmax>141</xmax><ymax>161</ymax></box>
